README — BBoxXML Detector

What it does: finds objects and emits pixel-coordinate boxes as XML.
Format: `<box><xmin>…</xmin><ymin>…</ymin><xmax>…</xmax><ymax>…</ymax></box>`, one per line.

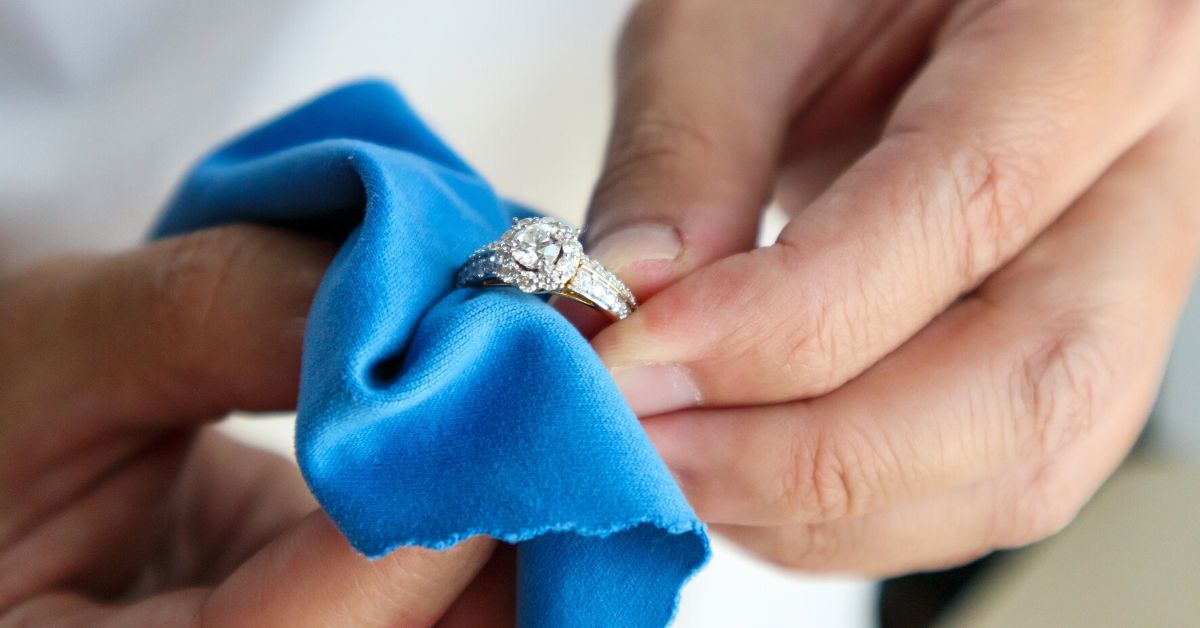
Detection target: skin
<box><xmin>0</xmin><ymin>226</ymin><xmax>513</xmax><ymax>626</ymax></box>
<box><xmin>573</xmin><ymin>0</ymin><xmax>1200</xmax><ymax>576</ymax></box>
<box><xmin>5</xmin><ymin>0</ymin><xmax>1200</xmax><ymax>622</ymax></box>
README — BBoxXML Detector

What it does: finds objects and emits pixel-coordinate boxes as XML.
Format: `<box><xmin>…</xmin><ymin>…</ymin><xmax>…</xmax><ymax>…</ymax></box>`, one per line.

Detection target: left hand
<box><xmin>571</xmin><ymin>0</ymin><xmax>1200</xmax><ymax>576</ymax></box>
<box><xmin>0</xmin><ymin>226</ymin><xmax>510</xmax><ymax>626</ymax></box>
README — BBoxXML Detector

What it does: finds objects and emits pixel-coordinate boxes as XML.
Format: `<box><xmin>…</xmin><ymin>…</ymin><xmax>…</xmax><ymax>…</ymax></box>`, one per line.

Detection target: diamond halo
<box><xmin>491</xmin><ymin>218</ymin><xmax>583</xmax><ymax>293</ymax></box>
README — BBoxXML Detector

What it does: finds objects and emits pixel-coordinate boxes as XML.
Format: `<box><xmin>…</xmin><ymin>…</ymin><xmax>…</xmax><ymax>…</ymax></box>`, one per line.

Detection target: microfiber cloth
<box><xmin>153</xmin><ymin>80</ymin><xmax>709</xmax><ymax>627</ymax></box>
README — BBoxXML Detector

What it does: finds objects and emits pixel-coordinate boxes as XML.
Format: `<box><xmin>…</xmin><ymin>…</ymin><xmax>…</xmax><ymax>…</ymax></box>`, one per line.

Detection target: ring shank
<box><xmin>561</xmin><ymin>256</ymin><xmax>636</xmax><ymax>319</ymax></box>
<box><xmin>456</xmin><ymin>249</ymin><xmax>636</xmax><ymax>320</ymax></box>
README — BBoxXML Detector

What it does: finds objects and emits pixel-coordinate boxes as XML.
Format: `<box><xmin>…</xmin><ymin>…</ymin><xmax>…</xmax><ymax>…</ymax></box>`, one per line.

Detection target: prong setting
<box><xmin>491</xmin><ymin>218</ymin><xmax>584</xmax><ymax>293</ymax></box>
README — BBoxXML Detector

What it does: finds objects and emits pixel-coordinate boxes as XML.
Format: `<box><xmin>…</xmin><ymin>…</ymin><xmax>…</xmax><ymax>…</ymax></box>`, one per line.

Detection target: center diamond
<box><xmin>494</xmin><ymin>217</ymin><xmax>583</xmax><ymax>293</ymax></box>
<box><xmin>511</xmin><ymin>222</ymin><xmax>563</xmax><ymax>271</ymax></box>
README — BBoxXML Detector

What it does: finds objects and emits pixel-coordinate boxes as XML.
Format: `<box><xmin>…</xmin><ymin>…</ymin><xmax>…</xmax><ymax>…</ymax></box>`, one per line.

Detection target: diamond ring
<box><xmin>455</xmin><ymin>217</ymin><xmax>637</xmax><ymax>320</ymax></box>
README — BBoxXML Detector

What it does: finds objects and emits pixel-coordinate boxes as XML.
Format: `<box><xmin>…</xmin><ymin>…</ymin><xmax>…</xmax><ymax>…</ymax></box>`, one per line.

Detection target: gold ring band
<box><xmin>455</xmin><ymin>218</ymin><xmax>637</xmax><ymax>320</ymax></box>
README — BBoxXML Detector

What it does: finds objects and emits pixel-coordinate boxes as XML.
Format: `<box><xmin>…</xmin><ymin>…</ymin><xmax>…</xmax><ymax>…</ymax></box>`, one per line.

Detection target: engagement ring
<box><xmin>455</xmin><ymin>217</ymin><xmax>637</xmax><ymax>320</ymax></box>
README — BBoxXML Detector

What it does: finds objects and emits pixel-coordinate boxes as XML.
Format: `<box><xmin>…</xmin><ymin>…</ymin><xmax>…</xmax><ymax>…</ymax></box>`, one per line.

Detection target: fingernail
<box><xmin>610</xmin><ymin>362</ymin><xmax>702</xmax><ymax>416</ymax></box>
<box><xmin>588</xmin><ymin>224</ymin><xmax>682</xmax><ymax>278</ymax></box>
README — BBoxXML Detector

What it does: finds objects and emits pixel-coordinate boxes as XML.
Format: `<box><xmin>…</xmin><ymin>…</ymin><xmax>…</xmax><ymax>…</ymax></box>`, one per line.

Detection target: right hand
<box><xmin>578</xmin><ymin>0</ymin><xmax>1200</xmax><ymax>576</ymax></box>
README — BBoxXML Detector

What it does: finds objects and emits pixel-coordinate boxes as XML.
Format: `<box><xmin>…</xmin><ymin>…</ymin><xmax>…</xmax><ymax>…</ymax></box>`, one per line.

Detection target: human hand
<box><xmin>0</xmin><ymin>226</ymin><xmax>507</xmax><ymax>626</ymax></box>
<box><xmin>577</xmin><ymin>0</ymin><xmax>1200</xmax><ymax>575</ymax></box>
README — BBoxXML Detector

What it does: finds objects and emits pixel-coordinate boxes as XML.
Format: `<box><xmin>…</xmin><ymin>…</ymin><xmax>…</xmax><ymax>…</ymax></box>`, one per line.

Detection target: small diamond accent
<box><xmin>566</xmin><ymin>260</ymin><xmax>636</xmax><ymax>319</ymax></box>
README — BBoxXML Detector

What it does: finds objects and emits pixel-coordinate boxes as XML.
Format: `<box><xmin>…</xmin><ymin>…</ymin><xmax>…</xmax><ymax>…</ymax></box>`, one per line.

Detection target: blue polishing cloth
<box><xmin>153</xmin><ymin>81</ymin><xmax>709</xmax><ymax>627</ymax></box>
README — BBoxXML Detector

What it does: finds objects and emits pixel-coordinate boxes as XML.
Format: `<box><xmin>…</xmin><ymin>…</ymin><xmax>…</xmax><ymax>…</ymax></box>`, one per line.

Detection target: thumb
<box><xmin>203</xmin><ymin>512</ymin><xmax>498</xmax><ymax>627</ymax></box>
<box><xmin>584</xmin><ymin>1</ymin><xmax>827</xmax><ymax>296</ymax></box>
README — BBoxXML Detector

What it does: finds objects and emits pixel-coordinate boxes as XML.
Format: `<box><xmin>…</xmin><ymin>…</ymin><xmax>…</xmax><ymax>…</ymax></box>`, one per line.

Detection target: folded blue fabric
<box><xmin>154</xmin><ymin>81</ymin><xmax>709</xmax><ymax>626</ymax></box>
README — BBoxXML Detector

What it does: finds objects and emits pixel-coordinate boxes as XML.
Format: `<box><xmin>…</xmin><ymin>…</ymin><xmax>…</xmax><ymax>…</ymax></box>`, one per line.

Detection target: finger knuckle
<box><xmin>946</xmin><ymin>136</ymin><xmax>1041</xmax><ymax>284</ymax></box>
<box><xmin>884</xmin><ymin>129</ymin><xmax>1042</xmax><ymax>287</ymax></box>
<box><xmin>779</xmin><ymin>295</ymin><xmax>836</xmax><ymax>391</ymax></box>
<box><xmin>148</xmin><ymin>225</ymin><xmax>263</xmax><ymax>371</ymax></box>
<box><xmin>784</xmin><ymin>427</ymin><xmax>865</xmax><ymax>523</ymax></box>
<box><xmin>1009</xmin><ymin>321</ymin><xmax>1113</xmax><ymax>458</ymax></box>
<box><xmin>777</xmin><ymin>325</ymin><xmax>829</xmax><ymax>397</ymax></box>
<box><xmin>769</xmin><ymin>243</ymin><xmax>855</xmax><ymax>396</ymax></box>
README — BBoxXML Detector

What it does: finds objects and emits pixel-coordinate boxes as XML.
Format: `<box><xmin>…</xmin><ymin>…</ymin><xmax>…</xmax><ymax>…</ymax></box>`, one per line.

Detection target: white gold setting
<box><xmin>456</xmin><ymin>217</ymin><xmax>637</xmax><ymax>319</ymax></box>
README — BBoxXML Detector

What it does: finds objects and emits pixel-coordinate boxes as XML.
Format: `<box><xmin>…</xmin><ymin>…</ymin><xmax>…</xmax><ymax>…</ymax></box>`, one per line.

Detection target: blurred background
<box><xmin>2</xmin><ymin>1</ymin><xmax>1196</xmax><ymax>626</ymax></box>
